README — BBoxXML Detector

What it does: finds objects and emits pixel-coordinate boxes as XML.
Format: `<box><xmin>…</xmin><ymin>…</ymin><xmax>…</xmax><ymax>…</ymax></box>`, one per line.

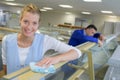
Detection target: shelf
<box><xmin>57</xmin><ymin>24</ymin><xmax>83</xmax><ymax>29</ymax></box>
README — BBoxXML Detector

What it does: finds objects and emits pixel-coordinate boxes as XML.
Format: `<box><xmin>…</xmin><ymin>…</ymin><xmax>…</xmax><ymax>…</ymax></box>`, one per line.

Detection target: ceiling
<box><xmin>0</xmin><ymin>0</ymin><xmax>120</xmax><ymax>16</ymax></box>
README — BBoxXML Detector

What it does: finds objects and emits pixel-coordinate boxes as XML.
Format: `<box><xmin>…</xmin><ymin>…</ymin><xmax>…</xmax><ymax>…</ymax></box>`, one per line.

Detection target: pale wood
<box><xmin>3</xmin><ymin>61</ymin><xmax>67</xmax><ymax>80</ymax></box>
<box><xmin>0</xmin><ymin>27</ymin><xmax>20</xmax><ymax>40</ymax></box>
<box><xmin>87</xmin><ymin>50</ymin><xmax>95</xmax><ymax>80</ymax></box>
<box><xmin>68</xmin><ymin>50</ymin><xmax>95</xmax><ymax>80</ymax></box>
<box><xmin>0</xmin><ymin>70</ymin><xmax>5</xmax><ymax>78</ymax></box>
<box><xmin>77</xmin><ymin>42</ymin><xmax>95</xmax><ymax>51</ymax></box>
<box><xmin>17</xmin><ymin>61</ymin><xmax>67</xmax><ymax>80</ymax></box>
<box><xmin>3</xmin><ymin>67</ymin><xmax>30</xmax><ymax>79</ymax></box>
<box><xmin>0</xmin><ymin>34</ymin><xmax>4</xmax><ymax>41</ymax></box>
<box><xmin>0</xmin><ymin>27</ymin><xmax>20</xmax><ymax>33</ymax></box>
<box><xmin>57</xmin><ymin>24</ymin><xmax>83</xmax><ymax>29</ymax></box>
<box><xmin>68</xmin><ymin>63</ymin><xmax>88</xmax><ymax>80</ymax></box>
<box><xmin>68</xmin><ymin>43</ymin><xmax>96</xmax><ymax>80</ymax></box>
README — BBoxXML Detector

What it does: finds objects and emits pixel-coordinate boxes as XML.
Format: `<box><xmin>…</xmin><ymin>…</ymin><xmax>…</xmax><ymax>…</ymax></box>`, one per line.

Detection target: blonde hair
<box><xmin>20</xmin><ymin>4</ymin><xmax>41</xmax><ymax>22</ymax></box>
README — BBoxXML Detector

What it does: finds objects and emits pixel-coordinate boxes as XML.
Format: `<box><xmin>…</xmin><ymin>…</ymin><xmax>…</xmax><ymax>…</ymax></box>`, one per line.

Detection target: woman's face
<box><xmin>20</xmin><ymin>12</ymin><xmax>40</xmax><ymax>37</ymax></box>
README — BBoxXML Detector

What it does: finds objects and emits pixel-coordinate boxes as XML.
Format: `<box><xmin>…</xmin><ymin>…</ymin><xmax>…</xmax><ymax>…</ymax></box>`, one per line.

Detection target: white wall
<box><xmin>1</xmin><ymin>4</ymin><xmax>120</xmax><ymax>33</ymax></box>
<box><xmin>81</xmin><ymin>15</ymin><xmax>120</xmax><ymax>32</ymax></box>
<box><xmin>93</xmin><ymin>15</ymin><xmax>120</xmax><ymax>32</ymax></box>
<box><xmin>40</xmin><ymin>12</ymin><xmax>120</xmax><ymax>32</ymax></box>
<box><xmin>5</xmin><ymin>10</ymin><xmax>120</xmax><ymax>33</ymax></box>
<box><xmin>40</xmin><ymin>11</ymin><xmax>81</xmax><ymax>27</ymax></box>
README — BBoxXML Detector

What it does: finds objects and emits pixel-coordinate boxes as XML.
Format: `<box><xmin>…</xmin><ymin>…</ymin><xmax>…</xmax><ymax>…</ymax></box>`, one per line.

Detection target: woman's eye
<box><xmin>33</xmin><ymin>22</ymin><xmax>37</xmax><ymax>25</ymax></box>
<box><xmin>24</xmin><ymin>20</ymin><xmax>28</xmax><ymax>24</ymax></box>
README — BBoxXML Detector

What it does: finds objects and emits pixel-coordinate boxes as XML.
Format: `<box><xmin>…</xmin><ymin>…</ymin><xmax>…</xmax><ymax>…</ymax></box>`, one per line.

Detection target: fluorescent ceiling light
<box><xmin>43</xmin><ymin>7</ymin><xmax>53</xmax><ymax>10</ymax></box>
<box><xmin>101</xmin><ymin>11</ymin><xmax>113</xmax><ymax>14</ymax></box>
<box><xmin>1</xmin><ymin>2</ymin><xmax>24</xmax><ymax>6</ymax></box>
<box><xmin>81</xmin><ymin>12</ymin><xmax>91</xmax><ymax>14</ymax></box>
<box><xmin>83</xmin><ymin>0</ymin><xmax>102</xmax><ymax>2</ymax></box>
<box><xmin>17</xmin><ymin>10</ymin><xmax>21</xmax><ymax>14</ymax></box>
<box><xmin>40</xmin><ymin>9</ymin><xmax>47</xmax><ymax>11</ymax></box>
<box><xmin>59</xmin><ymin>4</ymin><xmax>73</xmax><ymax>8</ymax></box>
<box><xmin>65</xmin><ymin>12</ymin><xmax>72</xmax><ymax>14</ymax></box>
<box><xmin>109</xmin><ymin>16</ymin><xmax>117</xmax><ymax>18</ymax></box>
<box><xmin>5</xmin><ymin>2</ymin><xmax>17</xmax><ymax>6</ymax></box>
<box><xmin>5</xmin><ymin>0</ymin><xmax>15</xmax><ymax>1</ymax></box>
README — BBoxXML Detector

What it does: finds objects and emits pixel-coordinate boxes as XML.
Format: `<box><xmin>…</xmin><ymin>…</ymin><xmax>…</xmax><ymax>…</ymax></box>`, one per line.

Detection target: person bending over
<box><xmin>62</xmin><ymin>24</ymin><xmax>105</xmax><ymax>80</ymax></box>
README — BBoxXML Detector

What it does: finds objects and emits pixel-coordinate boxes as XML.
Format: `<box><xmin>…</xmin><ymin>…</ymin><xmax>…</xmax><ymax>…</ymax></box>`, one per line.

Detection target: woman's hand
<box><xmin>36</xmin><ymin>49</ymin><xmax>80</xmax><ymax>68</ymax></box>
<box><xmin>36</xmin><ymin>56</ymin><xmax>61</xmax><ymax>67</ymax></box>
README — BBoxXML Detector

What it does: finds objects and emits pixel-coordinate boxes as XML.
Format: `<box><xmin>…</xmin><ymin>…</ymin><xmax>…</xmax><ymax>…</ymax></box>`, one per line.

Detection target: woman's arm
<box><xmin>36</xmin><ymin>49</ymin><xmax>79</xmax><ymax>67</ymax></box>
<box><xmin>37</xmin><ymin>35</ymin><xmax>81</xmax><ymax>67</ymax></box>
<box><xmin>43</xmin><ymin>35</ymin><xmax>81</xmax><ymax>56</ymax></box>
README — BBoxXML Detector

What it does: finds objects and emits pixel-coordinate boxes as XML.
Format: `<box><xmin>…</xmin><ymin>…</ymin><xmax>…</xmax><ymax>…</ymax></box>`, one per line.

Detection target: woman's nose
<box><xmin>26</xmin><ymin>23</ymin><xmax>33</xmax><ymax>30</ymax></box>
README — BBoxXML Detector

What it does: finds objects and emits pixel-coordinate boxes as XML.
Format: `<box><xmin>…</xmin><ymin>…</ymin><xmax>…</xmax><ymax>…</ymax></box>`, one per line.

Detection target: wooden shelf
<box><xmin>0</xmin><ymin>27</ymin><xmax>20</xmax><ymax>33</ymax></box>
<box><xmin>57</xmin><ymin>24</ymin><xmax>83</xmax><ymax>29</ymax></box>
<box><xmin>0</xmin><ymin>27</ymin><xmax>20</xmax><ymax>41</ymax></box>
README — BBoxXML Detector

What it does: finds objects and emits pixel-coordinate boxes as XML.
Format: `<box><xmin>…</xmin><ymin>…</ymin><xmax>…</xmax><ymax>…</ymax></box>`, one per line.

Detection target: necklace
<box><xmin>17</xmin><ymin>34</ymin><xmax>34</xmax><ymax>48</ymax></box>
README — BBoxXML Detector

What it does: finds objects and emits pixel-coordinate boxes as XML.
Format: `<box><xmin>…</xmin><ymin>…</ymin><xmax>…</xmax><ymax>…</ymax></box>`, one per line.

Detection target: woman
<box><xmin>2</xmin><ymin>3</ymin><xmax>81</xmax><ymax>75</ymax></box>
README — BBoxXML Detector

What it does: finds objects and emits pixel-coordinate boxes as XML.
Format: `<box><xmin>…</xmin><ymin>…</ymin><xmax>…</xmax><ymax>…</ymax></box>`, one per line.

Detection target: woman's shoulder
<box><xmin>6</xmin><ymin>33</ymin><xmax>17</xmax><ymax>37</ymax></box>
<box><xmin>35</xmin><ymin>33</ymin><xmax>45</xmax><ymax>38</ymax></box>
<box><xmin>35</xmin><ymin>33</ymin><xmax>58</xmax><ymax>43</ymax></box>
<box><xmin>35</xmin><ymin>33</ymin><xmax>51</xmax><ymax>38</ymax></box>
<box><xmin>3</xmin><ymin>33</ymin><xmax>17</xmax><ymax>41</ymax></box>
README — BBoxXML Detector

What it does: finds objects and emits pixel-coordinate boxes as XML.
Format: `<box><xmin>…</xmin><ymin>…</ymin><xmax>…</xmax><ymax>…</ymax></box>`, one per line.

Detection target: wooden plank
<box><xmin>3</xmin><ymin>62</ymin><xmax>67</xmax><ymax>80</ymax></box>
<box><xmin>0</xmin><ymin>34</ymin><xmax>4</xmax><ymax>41</ymax></box>
<box><xmin>77</xmin><ymin>42</ymin><xmax>95</xmax><ymax>51</ymax></box>
<box><xmin>17</xmin><ymin>61</ymin><xmax>67</xmax><ymax>80</ymax></box>
<box><xmin>68</xmin><ymin>43</ymin><xmax>96</xmax><ymax>80</ymax></box>
<box><xmin>0</xmin><ymin>27</ymin><xmax>19</xmax><ymax>33</ymax></box>
<box><xmin>0</xmin><ymin>70</ymin><xmax>5</xmax><ymax>78</ymax></box>
<box><xmin>68</xmin><ymin>63</ymin><xmax>88</xmax><ymax>80</ymax></box>
<box><xmin>3</xmin><ymin>67</ymin><xmax>30</xmax><ymax>79</ymax></box>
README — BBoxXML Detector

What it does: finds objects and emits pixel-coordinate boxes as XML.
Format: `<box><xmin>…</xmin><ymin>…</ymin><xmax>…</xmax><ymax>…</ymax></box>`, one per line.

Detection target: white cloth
<box><xmin>2</xmin><ymin>34</ymin><xmax>81</xmax><ymax>65</ymax></box>
<box><xmin>18</xmin><ymin>47</ymin><xmax>30</xmax><ymax>65</ymax></box>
